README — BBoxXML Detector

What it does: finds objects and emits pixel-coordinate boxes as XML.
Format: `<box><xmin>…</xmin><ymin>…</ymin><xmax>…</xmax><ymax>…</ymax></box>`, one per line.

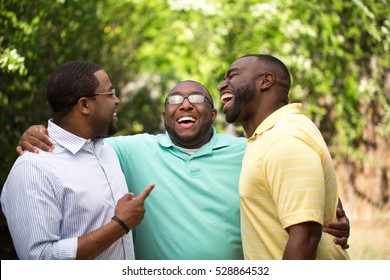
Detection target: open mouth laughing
<box><xmin>177</xmin><ymin>115</ymin><xmax>197</xmax><ymax>128</ymax></box>
<box><xmin>220</xmin><ymin>91</ymin><xmax>234</xmax><ymax>112</ymax></box>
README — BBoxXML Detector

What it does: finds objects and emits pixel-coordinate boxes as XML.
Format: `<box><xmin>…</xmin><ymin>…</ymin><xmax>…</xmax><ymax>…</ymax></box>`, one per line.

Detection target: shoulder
<box><xmin>215</xmin><ymin>132</ymin><xmax>247</xmax><ymax>146</ymax></box>
<box><xmin>104</xmin><ymin>133</ymin><xmax>165</xmax><ymax>158</ymax></box>
<box><xmin>2</xmin><ymin>151</ymin><xmax>57</xmax><ymax>193</ymax></box>
<box><xmin>104</xmin><ymin>133</ymin><xmax>158</xmax><ymax>149</ymax></box>
<box><xmin>104</xmin><ymin>133</ymin><xmax>157</xmax><ymax>144</ymax></box>
<box><xmin>11</xmin><ymin>150</ymin><xmax>55</xmax><ymax>169</ymax></box>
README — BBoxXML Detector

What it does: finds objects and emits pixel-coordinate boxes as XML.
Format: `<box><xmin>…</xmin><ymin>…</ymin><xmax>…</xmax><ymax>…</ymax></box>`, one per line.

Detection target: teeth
<box><xmin>221</xmin><ymin>93</ymin><xmax>233</xmax><ymax>104</ymax></box>
<box><xmin>178</xmin><ymin>116</ymin><xmax>196</xmax><ymax>123</ymax></box>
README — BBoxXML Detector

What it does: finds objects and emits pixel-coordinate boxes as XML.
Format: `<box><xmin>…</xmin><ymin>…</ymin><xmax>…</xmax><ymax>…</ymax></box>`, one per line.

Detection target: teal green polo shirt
<box><xmin>105</xmin><ymin>129</ymin><xmax>246</xmax><ymax>260</ymax></box>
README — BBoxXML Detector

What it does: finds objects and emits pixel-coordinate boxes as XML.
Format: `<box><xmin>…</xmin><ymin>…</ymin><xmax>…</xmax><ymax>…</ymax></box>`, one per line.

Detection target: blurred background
<box><xmin>1</xmin><ymin>0</ymin><xmax>389</xmax><ymax>259</ymax></box>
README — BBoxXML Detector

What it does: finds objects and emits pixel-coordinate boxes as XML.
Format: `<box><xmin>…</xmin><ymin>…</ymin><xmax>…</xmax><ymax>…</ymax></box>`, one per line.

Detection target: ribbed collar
<box><xmin>157</xmin><ymin>127</ymin><xmax>231</xmax><ymax>157</ymax></box>
<box><xmin>249</xmin><ymin>103</ymin><xmax>302</xmax><ymax>139</ymax></box>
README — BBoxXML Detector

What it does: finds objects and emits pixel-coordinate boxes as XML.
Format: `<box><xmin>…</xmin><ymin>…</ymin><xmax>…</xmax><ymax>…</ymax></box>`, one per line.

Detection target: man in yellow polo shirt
<box><xmin>218</xmin><ymin>54</ymin><xmax>350</xmax><ymax>260</ymax></box>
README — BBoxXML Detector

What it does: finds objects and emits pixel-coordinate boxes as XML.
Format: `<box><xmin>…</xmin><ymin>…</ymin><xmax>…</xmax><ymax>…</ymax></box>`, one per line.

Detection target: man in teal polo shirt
<box><xmin>16</xmin><ymin>80</ymin><xmax>350</xmax><ymax>259</ymax></box>
<box><xmin>106</xmin><ymin>125</ymin><xmax>246</xmax><ymax>260</ymax></box>
<box><xmin>105</xmin><ymin>80</ymin><xmax>246</xmax><ymax>259</ymax></box>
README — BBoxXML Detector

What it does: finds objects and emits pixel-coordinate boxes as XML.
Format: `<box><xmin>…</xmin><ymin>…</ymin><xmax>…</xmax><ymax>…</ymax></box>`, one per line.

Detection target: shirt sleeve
<box><xmin>1</xmin><ymin>159</ymin><xmax>78</xmax><ymax>259</ymax></box>
<box><xmin>104</xmin><ymin>136</ymin><xmax>133</xmax><ymax>166</ymax></box>
<box><xmin>263</xmin><ymin>135</ymin><xmax>326</xmax><ymax>229</ymax></box>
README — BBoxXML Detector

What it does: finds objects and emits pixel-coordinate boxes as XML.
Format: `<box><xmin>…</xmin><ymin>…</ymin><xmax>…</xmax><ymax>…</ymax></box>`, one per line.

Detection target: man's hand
<box><xmin>77</xmin><ymin>184</ymin><xmax>156</xmax><ymax>259</ymax></box>
<box><xmin>115</xmin><ymin>183</ymin><xmax>156</xmax><ymax>230</ymax></box>
<box><xmin>16</xmin><ymin>125</ymin><xmax>54</xmax><ymax>155</ymax></box>
<box><xmin>323</xmin><ymin>207</ymin><xmax>350</xmax><ymax>249</ymax></box>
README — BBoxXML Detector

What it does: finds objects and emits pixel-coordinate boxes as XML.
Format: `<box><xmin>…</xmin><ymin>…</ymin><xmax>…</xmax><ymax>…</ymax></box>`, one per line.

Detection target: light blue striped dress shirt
<box><xmin>1</xmin><ymin>120</ymin><xmax>134</xmax><ymax>260</ymax></box>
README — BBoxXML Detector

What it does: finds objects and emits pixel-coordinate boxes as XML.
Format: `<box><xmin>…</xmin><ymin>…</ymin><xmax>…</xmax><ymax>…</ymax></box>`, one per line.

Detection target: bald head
<box><xmin>169</xmin><ymin>80</ymin><xmax>214</xmax><ymax>108</ymax></box>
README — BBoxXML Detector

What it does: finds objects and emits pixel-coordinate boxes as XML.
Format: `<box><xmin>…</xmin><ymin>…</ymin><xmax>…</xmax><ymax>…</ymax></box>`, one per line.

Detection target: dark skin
<box><xmin>76</xmin><ymin>188</ymin><xmax>154</xmax><ymax>259</ymax></box>
<box><xmin>218</xmin><ymin>56</ymin><xmax>350</xmax><ymax>258</ymax></box>
<box><xmin>65</xmin><ymin>70</ymin><xmax>156</xmax><ymax>260</ymax></box>
<box><xmin>163</xmin><ymin>81</ymin><xmax>217</xmax><ymax>148</ymax></box>
<box><xmin>15</xmin><ymin>69</ymin><xmax>155</xmax><ymax>259</ymax></box>
<box><xmin>16</xmin><ymin>80</ymin><xmax>350</xmax><ymax>253</ymax></box>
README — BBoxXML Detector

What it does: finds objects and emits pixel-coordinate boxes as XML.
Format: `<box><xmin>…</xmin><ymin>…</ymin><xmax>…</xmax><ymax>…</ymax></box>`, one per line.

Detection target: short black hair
<box><xmin>46</xmin><ymin>61</ymin><xmax>102</xmax><ymax>116</ymax></box>
<box><xmin>240</xmin><ymin>54</ymin><xmax>291</xmax><ymax>91</ymax></box>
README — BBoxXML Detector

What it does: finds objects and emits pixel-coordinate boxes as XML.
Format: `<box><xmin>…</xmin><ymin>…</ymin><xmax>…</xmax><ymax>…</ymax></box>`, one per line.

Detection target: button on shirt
<box><xmin>1</xmin><ymin>120</ymin><xmax>134</xmax><ymax>260</ymax></box>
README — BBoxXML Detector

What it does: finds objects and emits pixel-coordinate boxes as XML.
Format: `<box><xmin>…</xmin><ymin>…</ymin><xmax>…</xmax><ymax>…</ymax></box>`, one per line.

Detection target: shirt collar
<box><xmin>250</xmin><ymin>103</ymin><xmax>302</xmax><ymax>139</ymax></box>
<box><xmin>157</xmin><ymin>127</ymin><xmax>231</xmax><ymax>154</ymax></box>
<box><xmin>48</xmin><ymin>119</ymin><xmax>103</xmax><ymax>155</ymax></box>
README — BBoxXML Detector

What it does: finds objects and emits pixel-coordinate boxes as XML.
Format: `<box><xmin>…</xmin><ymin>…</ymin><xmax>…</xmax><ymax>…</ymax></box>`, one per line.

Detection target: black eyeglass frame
<box><xmin>165</xmin><ymin>93</ymin><xmax>214</xmax><ymax>108</ymax></box>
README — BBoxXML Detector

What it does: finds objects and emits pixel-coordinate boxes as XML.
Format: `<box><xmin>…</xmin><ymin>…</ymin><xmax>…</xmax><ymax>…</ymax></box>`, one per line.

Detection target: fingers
<box><xmin>333</xmin><ymin>236</ymin><xmax>350</xmax><ymax>250</ymax></box>
<box><xmin>36</xmin><ymin>124</ymin><xmax>48</xmax><ymax>135</ymax></box>
<box><xmin>336</xmin><ymin>207</ymin><xmax>346</xmax><ymax>218</ymax></box>
<box><xmin>30</xmin><ymin>133</ymin><xmax>54</xmax><ymax>152</ymax></box>
<box><xmin>323</xmin><ymin>226</ymin><xmax>347</xmax><ymax>238</ymax></box>
<box><xmin>323</xmin><ymin>211</ymin><xmax>350</xmax><ymax>249</ymax></box>
<box><xmin>136</xmin><ymin>184</ymin><xmax>156</xmax><ymax>202</ymax></box>
<box><xmin>325</xmin><ymin>220</ymin><xmax>349</xmax><ymax>231</ymax></box>
<box><xmin>115</xmin><ymin>185</ymin><xmax>155</xmax><ymax>229</ymax></box>
<box><xmin>16</xmin><ymin>145</ymin><xmax>24</xmax><ymax>156</ymax></box>
<box><xmin>122</xmin><ymin>192</ymin><xmax>135</xmax><ymax>200</ymax></box>
<box><xmin>117</xmin><ymin>185</ymin><xmax>154</xmax><ymax>206</ymax></box>
<box><xmin>18</xmin><ymin>140</ymin><xmax>40</xmax><ymax>154</ymax></box>
<box><xmin>324</xmin><ymin>220</ymin><xmax>349</xmax><ymax>237</ymax></box>
<box><xmin>18</xmin><ymin>125</ymin><xmax>54</xmax><ymax>153</ymax></box>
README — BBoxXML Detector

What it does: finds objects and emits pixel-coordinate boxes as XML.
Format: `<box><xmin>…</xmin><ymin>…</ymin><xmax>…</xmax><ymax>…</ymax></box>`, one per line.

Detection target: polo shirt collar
<box><xmin>157</xmin><ymin>127</ymin><xmax>231</xmax><ymax>155</ymax></box>
<box><xmin>48</xmin><ymin>119</ymin><xmax>103</xmax><ymax>155</ymax></box>
<box><xmin>251</xmin><ymin>103</ymin><xmax>302</xmax><ymax>139</ymax></box>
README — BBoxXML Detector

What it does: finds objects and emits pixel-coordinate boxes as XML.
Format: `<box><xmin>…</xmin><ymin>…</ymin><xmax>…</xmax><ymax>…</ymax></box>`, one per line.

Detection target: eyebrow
<box><xmin>169</xmin><ymin>91</ymin><xmax>205</xmax><ymax>96</ymax></box>
<box><xmin>224</xmin><ymin>68</ymin><xmax>239</xmax><ymax>79</ymax></box>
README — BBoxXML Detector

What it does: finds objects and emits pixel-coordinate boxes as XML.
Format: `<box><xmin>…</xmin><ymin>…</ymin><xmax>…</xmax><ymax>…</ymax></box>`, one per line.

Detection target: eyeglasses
<box><xmin>165</xmin><ymin>93</ymin><xmax>213</xmax><ymax>107</ymax></box>
<box><xmin>86</xmin><ymin>89</ymin><xmax>117</xmax><ymax>98</ymax></box>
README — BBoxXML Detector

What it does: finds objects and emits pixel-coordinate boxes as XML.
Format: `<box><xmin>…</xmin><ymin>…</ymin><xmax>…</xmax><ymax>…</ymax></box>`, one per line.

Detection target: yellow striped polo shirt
<box><xmin>240</xmin><ymin>103</ymin><xmax>350</xmax><ymax>259</ymax></box>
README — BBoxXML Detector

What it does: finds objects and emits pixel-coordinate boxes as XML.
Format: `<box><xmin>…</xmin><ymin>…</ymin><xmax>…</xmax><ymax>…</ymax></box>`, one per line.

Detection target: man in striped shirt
<box><xmin>218</xmin><ymin>54</ymin><xmax>350</xmax><ymax>259</ymax></box>
<box><xmin>1</xmin><ymin>61</ymin><xmax>155</xmax><ymax>259</ymax></box>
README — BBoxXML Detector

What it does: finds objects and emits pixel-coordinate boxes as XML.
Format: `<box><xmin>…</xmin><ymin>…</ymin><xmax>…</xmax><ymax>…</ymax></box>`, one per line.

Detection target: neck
<box><xmin>170</xmin><ymin>127</ymin><xmax>213</xmax><ymax>149</ymax></box>
<box><xmin>53</xmin><ymin>115</ymin><xmax>93</xmax><ymax>140</ymax></box>
<box><xmin>242</xmin><ymin>101</ymin><xmax>287</xmax><ymax>137</ymax></box>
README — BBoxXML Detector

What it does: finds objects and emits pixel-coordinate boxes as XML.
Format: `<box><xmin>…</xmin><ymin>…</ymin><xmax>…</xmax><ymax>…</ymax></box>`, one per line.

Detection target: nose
<box><xmin>217</xmin><ymin>79</ymin><xmax>227</xmax><ymax>92</ymax></box>
<box><xmin>180</xmin><ymin>96</ymin><xmax>193</xmax><ymax>110</ymax></box>
<box><xmin>114</xmin><ymin>95</ymin><xmax>120</xmax><ymax>104</ymax></box>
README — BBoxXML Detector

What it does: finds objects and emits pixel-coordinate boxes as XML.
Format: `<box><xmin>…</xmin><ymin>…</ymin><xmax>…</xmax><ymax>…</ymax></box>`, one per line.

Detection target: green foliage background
<box><xmin>1</xmin><ymin>0</ymin><xmax>389</xmax><ymax>259</ymax></box>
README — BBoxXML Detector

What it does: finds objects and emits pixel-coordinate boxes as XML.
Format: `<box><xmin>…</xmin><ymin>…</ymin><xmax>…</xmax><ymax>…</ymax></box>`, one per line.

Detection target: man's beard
<box><xmin>225</xmin><ymin>80</ymin><xmax>256</xmax><ymax>124</ymax></box>
<box><xmin>163</xmin><ymin>121</ymin><xmax>213</xmax><ymax>149</ymax></box>
<box><xmin>107</xmin><ymin>122</ymin><xmax>117</xmax><ymax>136</ymax></box>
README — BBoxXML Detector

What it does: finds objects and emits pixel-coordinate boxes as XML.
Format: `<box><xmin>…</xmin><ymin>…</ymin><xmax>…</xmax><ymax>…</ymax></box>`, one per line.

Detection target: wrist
<box><xmin>111</xmin><ymin>215</ymin><xmax>130</xmax><ymax>234</ymax></box>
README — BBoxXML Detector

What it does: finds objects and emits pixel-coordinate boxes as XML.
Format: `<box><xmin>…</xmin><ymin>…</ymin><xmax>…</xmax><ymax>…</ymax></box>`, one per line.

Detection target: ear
<box><xmin>211</xmin><ymin>108</ymin><xmax>217</xmax><ymax>123</ymax></box>
<box><xmin>258</xmin><ymin>73</ymin><xmax>274</xmax><ymax>90</ymax></box>
<box><xmin>76</xmin><ymin>97</ymin><xmax>91</xmax><ymax>115</ymax></box>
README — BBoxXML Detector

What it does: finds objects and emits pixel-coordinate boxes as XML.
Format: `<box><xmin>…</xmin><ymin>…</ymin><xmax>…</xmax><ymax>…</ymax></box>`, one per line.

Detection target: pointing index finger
<box><xmin>137</xmin><ymin>183</ymin><xmax>156</xmax><ymax>202</ymax></box>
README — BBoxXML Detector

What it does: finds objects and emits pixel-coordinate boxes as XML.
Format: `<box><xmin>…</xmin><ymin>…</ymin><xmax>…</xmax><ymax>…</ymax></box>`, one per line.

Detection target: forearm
<box><xmin>76</xmin><ymin>219</ymin><xmax>127</xmax><ymax>260</ymax></box>
<box><xmin>283</xmin><ymin>222</ymin><xmax>322</xmax><ymax>260</ymax></box>
<box><xmin>283</xmin><ymin>236</ymin><xmax>319</xmax><ymax>259</ymax></box>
